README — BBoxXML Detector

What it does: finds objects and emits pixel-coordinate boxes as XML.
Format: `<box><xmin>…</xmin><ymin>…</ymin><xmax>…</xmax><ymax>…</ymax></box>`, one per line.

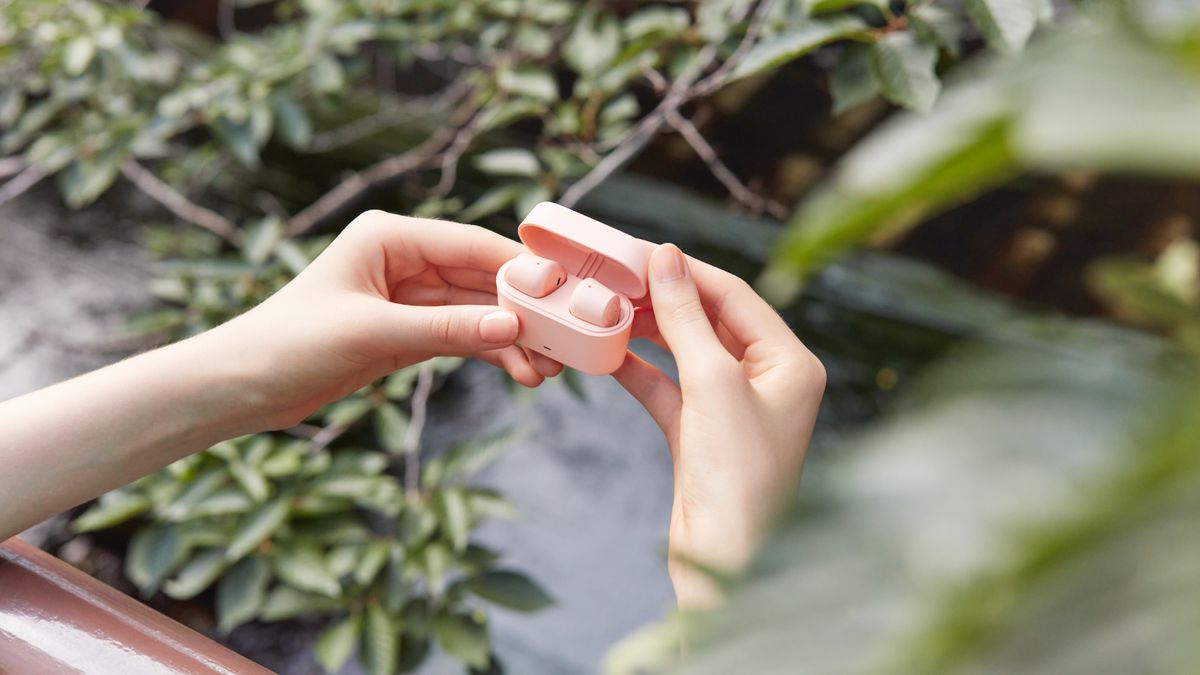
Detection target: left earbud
<box><xmin>569</xmin><ymin>279</ymin><xmax>621</xmax><ymax>327</ymax></box>
<box><xmin>505</xmin><ymin>253</ymin><xmax>566</xmax><ymax>298</ymax></box>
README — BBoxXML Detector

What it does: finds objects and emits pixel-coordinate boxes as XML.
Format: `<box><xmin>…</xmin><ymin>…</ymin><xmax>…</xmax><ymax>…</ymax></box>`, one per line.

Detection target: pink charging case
<box><xmin>496</xmin><ymin>202</ymin><xmax>654</xmax><ymax>375</ymax></box>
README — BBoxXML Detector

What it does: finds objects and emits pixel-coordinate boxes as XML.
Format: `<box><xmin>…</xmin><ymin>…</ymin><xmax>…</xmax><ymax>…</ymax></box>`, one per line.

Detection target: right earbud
<box><xmin>505</xmin><ymin>253</ymin><xmax>566</xmax><ymax>298</ymax></box>
<box><xmin>569</xmin><ymin>279</ymin><xmax>621</xmax><ymax>327</ymax></box>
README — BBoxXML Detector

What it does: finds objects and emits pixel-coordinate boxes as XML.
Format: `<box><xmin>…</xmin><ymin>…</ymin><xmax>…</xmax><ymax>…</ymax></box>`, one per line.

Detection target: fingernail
<box><xmin>479</xmin><ymin>310</ymin><xmax>518</xmax><ymax>343</ymax></box>
<box><xmin>653</xmin><ymin>244</ymin><xmax>687</xmax><ymax>282</ymax></box>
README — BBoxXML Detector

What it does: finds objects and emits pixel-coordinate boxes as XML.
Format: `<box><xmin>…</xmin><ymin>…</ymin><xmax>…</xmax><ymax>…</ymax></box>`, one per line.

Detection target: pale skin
<box><xmin>0</xmin><ymin>210</ymin><xmax>824</xmax><ymax>609</ymax></box>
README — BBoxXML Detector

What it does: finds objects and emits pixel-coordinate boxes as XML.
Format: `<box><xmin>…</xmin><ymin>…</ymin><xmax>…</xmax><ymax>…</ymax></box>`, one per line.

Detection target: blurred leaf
<box><xmin>422</xmin><ymin>428</ymin><xmax>523</xmax><ymax>487</ymax></box>
<box><xmin>397</xmin><ymin>502</ymin><xmax>438</xmax><ymax>547</ymax></box>
<box><xmin>911</xmin><ymin>4</ymin><xmax>964</xmax><ymax>57</ymax></box>
<box><xmin>730</xmin><ymin>16</ymin><xmax>868</xmax><ymax>83</ymax></box>
<box><xmin>420</xmin><ymin>542</ymin><xmax>452</xmax><ymax>595</ymax></box>
<box><xmin>271</xmin><ymin>94</ymin><xmax>312</xmax><ymax>149</ymax></box>
<box><xmin>316</xmin><ymin>613</ymin><xmax>361</xmax><ymax>673</ymax></box>
<box><xmin>966</xmin><ymin>0</ymin><xmax>1037</xmax><ymax>54</ymax></box>
<box><xmin>464</xmin><ymin>488</ymin><xmax>518</xmax><ymax>520</ymax></box>
<box><xmin>324</xmin><ymin>396</ymin><xmax>373</xmax><ymax>427</ymax></box>
<box><xmin>474</xmin><ymin>148</ymin><xmax>541</xmax><ymax>177</ymax></box>
<box><xmin>212</xmin><ymin>117</ymin><xmax>260</xmax><ymax>169</ymax></box>
<box><xmin>362</xmin><ymin>602</ymin><xmax>399</xmax><ymax>675</ymax></box>
<box><xmin>241</xmin><ymin>216</ymin><xmax>283</xmax><ymax>266</ymax></box>
<box><xmin>271</xmin><ymin>545</ymin><xmax>342</xmax><ymax>597</ymax></box>
<box><xmin>434</xmin><ymin>488</ymin><xmax>471</xmax><ymax>552</ymax></box>
<box><xmin>459</xmin><ymin>184</ymin><xmax>525</xmax><ymax>223</ymax></box>
<box><xmin>623</xmin><ymin>7</ymin><xmax>689</xmax><ymax>41</ymax></box>
<box><xmin>375</xmin><ymin>402</ymin><xmax>410</xmax><ymax>454</ymax></box>
<box><xmin>869</xmin><ymin>31</ymin><xmax>941</xmax><ymax>113</ymax></box>
<box><xmin>830</xmin><ymin>44</ymin><xmax>878</xmax><ymax>115</ymax></box>
<box><xmin>58</xmin><ymin>148</ymin><xmax>125</xmax><ymax>208</ymax></box>
<box><xmin>259</xmin><ymin>585</ymin><xmax>342</xmax><ymax>621</ymax></box>
<box><xmin>497</xmin><ymin>68</ymin><xmax>558</xmax><ymax>103</ymax></box>
<box><xmin>73</xmin><ymin>490</ymin><xmax>150</xmax><ymax>532</ymax></box>
<box><xmin>125</xmin><ymin>525</ymin><xmax>186</xmax><ymax>595</ymax></box>
<box><xmin>226</xmin><ymin>496</ymin><xmax>291</xmax><ymax>560</ymax></box>
<box><xmin>164</xmin><ymin>549</ymin><xmax>228</xmax><ymax>600</ymax></box>
<box><xmin>433</xmin><ymin>611</ymin><xmax>490</xmax><ymax>669</ymax></box>
<box><xmin>216</xmin><ymin>556</ymin><xmax>270</xmax><ymax>633</ymax></box>
<box><xmin>468</xmin><ymin>570</ymin><xmax>554</xmax><ymax>612</ymax></box>
<box><xmin>63</xmin><ymin>37</ymin><xmax>96</xmax><ymax>76</ymax></box>
<box><xmin>354</xmin><ymin>540</ymin><xmax>391</xmax><ymax>586</ymax></box>
<box><xmin>565</xmin><ymin>12</ymin><xmax>620</xmax><ymax>75</ymax></box>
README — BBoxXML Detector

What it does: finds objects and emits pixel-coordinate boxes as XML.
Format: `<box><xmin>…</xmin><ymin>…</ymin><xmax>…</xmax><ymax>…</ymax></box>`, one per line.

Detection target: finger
<box><xmin>524</xmin><ymin>348</ymin><xmax>563</xmax><ymax>378</ymax></box>
<box><xmin>686</xmin><ymin>256</ymin><xmax>801</xmax><ymax>357</ymax></box>
<box><xmin>647</xmin><ymin>244</ymin><xmax>735</xmax><ymax>374</ymax></box>
<box><xmin>436</xmin><ymin>266</ymin><xmax>502</xmax><ymax>294</ymax></box>
<box><xmin>378</xmin><ymin>304</ymin><xmax>519</xmax><ymax>355</ymax></box>
<box><xmin>351</xmin><ymin>210</ymin><xmax>523</xmax><ymax>273</ymax></box>
<box><xmin>611</xmin><ymin>351</ymin><xmax>682</xmax><ymax>451</ymax></box>
<box><xmin>394</xmin><ymin>283</ymin><xmax>497</xmax><ymax>308</ymax></box>
<box><xmin>495</xmin><ymin>346</ymin><xmax>544</xmax><ymax>387</ymax></box>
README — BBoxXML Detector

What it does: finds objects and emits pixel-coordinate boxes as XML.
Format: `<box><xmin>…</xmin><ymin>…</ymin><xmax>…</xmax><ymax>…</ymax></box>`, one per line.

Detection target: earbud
<box><xmin>505</xmin><ymin>253</ymin><xmax>566</xmax><ymax>298</ymax></box>
<box><xmin>569</xmin><ymin>279</ymin><xmax>621</xmax><ymax>327</ymax></box>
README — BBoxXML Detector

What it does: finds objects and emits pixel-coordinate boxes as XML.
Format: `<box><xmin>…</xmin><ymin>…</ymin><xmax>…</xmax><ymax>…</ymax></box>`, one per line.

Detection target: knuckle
<box><xmin>664</xmin><ymin>296</ymin><xmax>707</xmax><ymax>326</ymax></box>
<box><xmin>427</xmin><ymin>312</ymin><xmax>459</xmax><ymax>345</ymax></box>
<box><xmin>785</xmin><ymin>349</ymin><xmax>827</xmax><ymax>395</ymax></box>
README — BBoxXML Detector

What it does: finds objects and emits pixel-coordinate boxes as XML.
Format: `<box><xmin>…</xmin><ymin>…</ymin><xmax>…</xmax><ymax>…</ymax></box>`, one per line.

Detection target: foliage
<box><xmin>0</xmin><ymin>0</ymin><xmax>1066</xmax><ymax>672</ymax></box>
<box><xmin>605</xmin><ymin>5</ymin><xmax>1200</xmax><ymax>675</ymax></box>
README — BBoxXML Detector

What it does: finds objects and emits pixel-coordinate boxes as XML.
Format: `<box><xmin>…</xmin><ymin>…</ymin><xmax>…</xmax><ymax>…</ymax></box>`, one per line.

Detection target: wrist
<box><xmin>169</xmin><ymin>320</ymin><xmax>280</xmax><ymax>439</ymax></box>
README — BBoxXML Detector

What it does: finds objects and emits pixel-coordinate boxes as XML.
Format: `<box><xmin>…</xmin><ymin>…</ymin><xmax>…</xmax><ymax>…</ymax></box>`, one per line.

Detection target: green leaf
<box><xmin>468</xmin><ymin>570</ymin><xmax>555</xmax><ymax>612</ymax></box>
<box><xmin>473</xmin><ymin>148</ymin><xmax>541</xmax><ymax>177</ymax></box>
<box><xmin>362</xmin><ymin>602</ymin><xmax>399</xmax><ymax>675</ymax></box>
<box><xmin>497</xmin><ymin>69</ymin><xmax>558</xmax><ymax>103</ymax></box>
<box><xmin>216</xmin><ymin>556</ymin><xmax>270</xmax><ymax>633</ymax></box>
<box><xmin>125</xmin><ymin>525</ymin><xmax>186</xmax><ymax>595</ymax></box>
<box><xmin>804</xmin><ymin>0</ymin><xmax>885</xmax><ymax>13</ymax></box>
<box><xmin>374</xmin><ymin>402</ymin><xmax>410</xmax><ymax>454</ymax></box>
<box><xmin>164</xmin><ymin>549</ymin><xmax>228</xmax><ymax>600</ymax></box>
<box><xmin>73</xmin><ymin>491</ymin><xmax>150</xmax><ymax>532</ymax></box>
<box><xmin>830</xmin><ymin>44</ymin><xmax>878</xmax><ymax>115</ymax></box>
<box><xmin>623</xmin><ymin>6</ymin><xmax>690</xmax><ymax>41</ymax></box>
<box><xmin>420</xmin><ymin>542</ymin><xmax>452</xmax><ymax>595</ymax></box>
<box><xmin>63</xmin><ymin>37</ymin><xmax>96</xmax><ymax>76</ymax></box>
<box><xmin>259</xmin><ymin>585</ymin><xmax>342</xmax><ymax>621</ymax></box>
<box><xmin>433</xmin><ymin>611</ymin><xmax>490</xmax><ymax>669</ymax></box>
<box><xmin>229</xmin><ymin>460</ymin><xmax>271</xmax><ymax>503</ymax></box>
<box><xmin>422</xmin><ymin>428</ymin><xmax>524</xmax><ymax>487</ymax></box>
<box><xmin>241</xmin><ymin>215</ymin><xmax>283</xmax><ymax>266</ymax></box>
<box><xmin>270</xmin><ymin>545</ymin><xmax>342</xmax><ymax>598</ymax></box>
<box><xmin>311</xmin><ymin>55</ymin><xmax>345</xmax><ymax>94</ymax></box>
<box><xmin>184</xmin><ymin>487</ymin><xmax>254</xmax><ymax>518</ymax></box>
<box><xmin>459</xmin><ymin>184</ymin><xmax>525</xmax><ymax>223</ymax></box>
<box><xmin>324</xmin><ymin>396</ymin><xmax>372</xmax><ymax>427</ymax></box>
<box><xmin>212</xmin><ymin>116</ymin><xmax>260</xmax><ymax>168</ymax></box>
<box><xmin>355</xmin><ymin>540</ymin><xmax>391</xmax><ymax>586</ymax></box>
<box><xmin>226</xmin><ymin>497</ymin><xmax>291</xmax><ymax>560</ymax></box>
<box><xmin>731</xmin><ymin>16</ymin><xmax>868</xmax><ymax>83</ymax></box>
<box><xmin>58</xmin><ymin>149</ymin><xmax>125</xmax><ymax>208</ymax></box>
<box><xmin>463</xmin><ymin>488</ymin><xmax>519</xmax><ymax>520</ymax></box>
<box><xmin>316</xmin><ymin>614</ymin><xmax>361</xmax><ymax>673</ymax></box>
<box><xmin>271</xmin><ymin>94</ymin><xmax>312</xmax><ymax>149</ymax></box>
<box><xmin>434</xmin><ymin>488</ymin><xmax>471</xmax><ymax>552</ymax></box>
<box><xmin>966</xmin><ymin>0</ymin><xmax>1037</xmax><ymax>54</ymax></box>
<box><xmin>869</xmin><ymin>31</ymin><xmax>941</xmax><ymax>113</ymax></box>
<box><xmin>565</xmin><ymin>12</ymin><xmax>621</xmax><ymax>75</ymax></box>
<box><xmin>397</xmin><ymin>502</ymin><xmax>438</xmax><ymax>547</ymax></box>
<box><xmin>911</xmin><ymin>4</ymin><xmax>963</xmax><ymax>57</ymax></box>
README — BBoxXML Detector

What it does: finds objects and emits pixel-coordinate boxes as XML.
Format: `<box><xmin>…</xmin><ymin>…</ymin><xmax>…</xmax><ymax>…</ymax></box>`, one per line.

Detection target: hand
<box><xmin>613</xmin><ymin>244</ymin><xmax>826</xmax><ymax>609</ymax></box>
<box><xmin>208</xmin><ymin>210</ymin><xmax>562</xmax><ymax>430</ymax></box>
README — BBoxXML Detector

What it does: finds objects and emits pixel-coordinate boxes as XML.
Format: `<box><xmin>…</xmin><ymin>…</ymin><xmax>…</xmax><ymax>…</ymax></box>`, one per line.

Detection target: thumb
<box><xmin>381</xmin><ymin>304</ymin><xmax>519</xmax><ymax>356</ymax></box>
<box><xmin>648</xmin><ymin>244</ymin><xmax>729</xmax><ymax>369</ymax></box>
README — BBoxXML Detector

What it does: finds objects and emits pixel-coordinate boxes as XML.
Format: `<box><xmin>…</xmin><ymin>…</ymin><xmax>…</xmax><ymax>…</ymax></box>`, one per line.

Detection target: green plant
<box><xmin>1</xmin><ymin>0</ymin><xmax>1063</xmax><ymax>671</ymax></box>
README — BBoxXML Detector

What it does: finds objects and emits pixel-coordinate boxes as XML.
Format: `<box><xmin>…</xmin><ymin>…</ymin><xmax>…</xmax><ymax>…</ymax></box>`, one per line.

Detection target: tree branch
<box><xmin>687</xmin><ymin>0</ymin><xmax>776</xmax><ymax>99</ymax></box>
<box><xmin>0</xmin><ymin>157</ymin><xmax>27</xmax><ymax>179</ymax></box>
<box><xmin>304</xmin><ymin>78</ymin><xmax>472</xmax><ymax>154</ymax></box>
<box><xmin>403</xmin><ymin>363</ymin><xmax>435</xmax><ymax>498</ymax></box>
<box><xmin>0</xmin><ymin>164</ymin><xmax>47</xmax><ymax>208</ymax></box>
<box><xmin>559</xmin><ymin>0</ymin><xmax>765</xmax><ymax>208</ymax></box>
<box><xmin>283</xmin><ymin>101</ymin><xmax>483</xmax><ymax>238</ymax></box>
<box><xmin>664</xmin><ymin>109</ymin><xmax>787</xmax><ymax>219</ymax></box>
<box><xmin>120</xmin><ymin>160</ymin><xmax>241</xmax><ymax>244</ymax></box>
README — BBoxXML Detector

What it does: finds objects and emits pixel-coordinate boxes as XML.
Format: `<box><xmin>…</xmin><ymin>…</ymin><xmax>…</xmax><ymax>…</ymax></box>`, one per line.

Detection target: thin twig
<box><xmin>403</xmin><ymin>363</ymin><xmax>435</xmax><ymax>498</ymax></box>
<box><xmin>305</xmin><ymin>78</ymin><xmax>472</xmax><ymax>154</ymax></box>
<box><xmin>428</xmin><ymin>103</ymin><xmax>499</xmax><ymax>199</ymax></box>
<box><xmin>0</xmin><ymin>156</ymin><xmax>27</xmax><ymax>178</ymax></box>
<box><xmin>560</xmin><ymin>1</ymin><xmax>764</xmax><ymax>208</ymax></box>
<box><xmin>688</xmin><ymin>0</ymin><xmax>776</xmax><ymax>99</ymax></box>
<box><xmin>283</xmin><ymin>101</ymin><xmax>482</xmax><ymax>238</ymax></box>
<box><xmin>0</xmin><ymin>165</ymin><xmax>47</xmax><ymax>208</ymax></box>
<box><xmin>120</xmin><ymin>160</ymin><xmax>241</xmax><ymax>244</ymax></box>
<box><xmin>664</xmin><ymin>109</ymin><xmax>787</xmax><ymax>219</ymax></box>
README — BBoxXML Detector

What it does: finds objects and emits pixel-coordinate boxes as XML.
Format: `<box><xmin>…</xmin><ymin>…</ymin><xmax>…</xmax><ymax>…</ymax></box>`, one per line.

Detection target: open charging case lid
<box><xmin>517</xmin><ymin>202</ymin><xmax>652</xmax><ymax>299</ymax></box>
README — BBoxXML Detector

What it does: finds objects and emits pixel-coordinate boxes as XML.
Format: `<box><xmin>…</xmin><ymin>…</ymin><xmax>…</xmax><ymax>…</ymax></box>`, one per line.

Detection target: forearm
<box><xmin>0</xmin><ymin>328</ymin><xmax>264</xmax><ymax>540</ymax></box>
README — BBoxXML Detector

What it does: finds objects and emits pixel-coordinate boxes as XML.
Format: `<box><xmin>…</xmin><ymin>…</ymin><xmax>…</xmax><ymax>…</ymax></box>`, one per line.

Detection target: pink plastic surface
<box><xmin>497</xmin><ymin>203</ymin><xmax>654</xmax><ymax>375</ymax></box>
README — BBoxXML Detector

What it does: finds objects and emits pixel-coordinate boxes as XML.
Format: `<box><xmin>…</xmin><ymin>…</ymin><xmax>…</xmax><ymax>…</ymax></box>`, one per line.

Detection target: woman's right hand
<box><xmin>612</xmin><ymin>244</ymin><xmax>826</xmax><ymax>609</ymax></box>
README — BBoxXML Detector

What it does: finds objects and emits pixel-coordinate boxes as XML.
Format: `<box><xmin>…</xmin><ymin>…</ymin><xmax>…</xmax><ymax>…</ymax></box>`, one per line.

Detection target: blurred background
<box><xmin>3</xmin><ymin>0</ymin><xmax>1200</xmax><ymax>673</ymax></box>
